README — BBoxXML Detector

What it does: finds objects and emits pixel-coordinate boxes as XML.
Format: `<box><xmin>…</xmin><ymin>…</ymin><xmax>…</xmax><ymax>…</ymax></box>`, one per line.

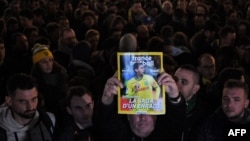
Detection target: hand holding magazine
<box><xmin>102</xmin><ymin>52</ymin><xmax>180</xmax><ymax>115</ymax></box>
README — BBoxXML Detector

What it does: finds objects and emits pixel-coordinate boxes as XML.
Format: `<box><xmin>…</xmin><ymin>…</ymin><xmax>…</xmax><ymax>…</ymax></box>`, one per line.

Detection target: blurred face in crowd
<box><xmin>38</xmin><ymin>57</ymin><xmax>53</xmax><ymax>73</ymax></box>
<box><xmin>177</xmin><ymin>0</ymin><xmax>187</xmax><ymax>12</ymax></box>
<box><xmin>59</xmin><ymin>18</ymin><xmax>70</xmax><ymax>29</ymax></box>
<box><xmin>128</xmin><ymin>114</ymin><xmax>157</xmax><ymax>138</ymax></box>
<box><xmin>187</xmin><ymin>0</ymin><xmax>198</xmax><ymax>14</ymax></box>
<box><xmin>47</xmin><ymin>1</ymin><xmax>58</xmax><ymax>14</ymax></box>
<box><xmin>61</xmin><ymin>29</ymin><xmax>78</xmax><ymax>48</ymax></box>
<box><xmin>11</xmin><ymin>1</ymin><xmax>21</xmax><ymax>15</ymax></box>
<box><xmin>64</xmin><ymin>2</ymin><xmax>73</xmax><ymax>14</ymax></box>
<box><xmin>97</xmin><ymin>1</ymin><xmax>107</xmax><ymax>12</ymax></box>
<box><xmin>227</xmin><ymin>11</ymin><xmax>238</xmax><ymax>25</ymax></box>
<box><xmin>237</xmin><ymin>24</ymin><xmax>248</xmax><ymax>37</ymax></box>
<box><xmin>30</xmin><ymin>0</ymin><xmax>40</xmax><ymax>10</ymax></box>
<box><xmin>109</xmin><ymin>5</ymin><xmax>118</xmax><ymax>13</ymax></box>
<box><xmin>19</xmin><ymin>16</ymin><xmax>33</xmax><ymax>29</ymax></box>
<box><xmin>87</xmin><ymin>34</ymin><xmax>100</xmax><ymax>51</ymax></box>
<box><xmin>237</xmin><ymin>44</ymin><xmax>250</xmax><ymax>63</ymax></box>
<box><xmin>222</xmin><ymin>32</ymin><xmax>236</xmax><ymax>46</ymax></box>
<box><xmin>7</xmin><ymin>87</ymin><xmax>38</xmax><ymax>122</ymax></box>
<box><xmin>67</xmin><ymin>94</ymin><xmax>94</xmax><ymax>128</ymax></box>
<box><xmin>204</xmin><ymin>30</ymin><xmax>216</xmax><ymax>42</ymax></box>
<box><xmin>28</xmin><ymin>30</ymin><xmax>39</xmax><ymax>46</ymax></box>
<box><xmin>222</xmin><ymin>87</ymin><xmax>249</xmax><ymax>122</ymax></box>
<box><xmin>174</xmin><ymin>68</ymin><xmax>200</xmax><ymax>101</ymax></box>
<box><xmin>15</xmin><ymin>34</ymin><xmax>29</xmax><ymax>52</ymax></box>
<box><xmin>137</xmin><ymin>25</ymin><xmax>149</xmax><ymax>39</ymax></box>
<box><xmin>198</xmin><ymin>55</ymin><xmax>216</xmax><ymax>80</ymax></box>
<box><xmin>131</xmin><ymin>2</ymin><xmax>143</xmax><ymax>15</ymax></box>
<box><xmin>194</xmin><ymin>5</ymin><xmax>206</xmax><ymax>28</ymax></box>
<box><xmin>79</xmin><ymin>3</ymin><xmax>89</xmax><ymax>12</ymax></box>
<box><xmin>162</xmin><ymin>1</ymin><xmax>173</xmax><ymax>14</ymax></box>
<box><xmin>83</xmin><ymin>15</ymin><xmax>95</xmax><ymax>28</ymax></box>
<box><xmin>223</xmin><ymin>2</ymin><xmax>233</xmax><ymax>13</ymax></box>
<box><xmin>49</xmin><ymin>28</ymin><xmax>60</xmax><ymax>43</ymax></box>
<box><xmin>113</xmin><ymin>20</ymin><xmax>125</xmax><ymax>31</ymax></box>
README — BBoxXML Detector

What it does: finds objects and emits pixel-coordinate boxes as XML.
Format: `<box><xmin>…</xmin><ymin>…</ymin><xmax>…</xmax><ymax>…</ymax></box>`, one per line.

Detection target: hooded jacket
<box><xmin>192</xmin><ymin>108</ymin><xmax>250</xmax><ymax>141</ymax></box>
<box><xmin>0</xmin><ymin>107</ymin><xmax>55</xmax><ymax>141</ymax></box>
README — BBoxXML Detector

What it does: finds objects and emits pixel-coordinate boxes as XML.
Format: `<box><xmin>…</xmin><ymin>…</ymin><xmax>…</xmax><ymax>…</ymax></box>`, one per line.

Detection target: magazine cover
<box><xmin>117</xmin><ymin>52</ymin><xmax>165</xmax><ymax>115</ymax></box>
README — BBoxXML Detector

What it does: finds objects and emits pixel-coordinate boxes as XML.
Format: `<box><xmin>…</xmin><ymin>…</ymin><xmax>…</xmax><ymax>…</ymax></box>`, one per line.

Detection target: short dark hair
<box><xmin>66</xmin><ymin>86</ymin><xmax>93</xmax><ymax>107</ymax></box>
<box><xmin>198</xmin><ymin>53</ymin><xmax>214</xmax><ymax>66</ymax></box>
<box><xmin>19</xmin><ymin>9</ymin><xmax>34</xmax><ymax>19</ymax></box>
<box><xmin>130</xmin><ymin>0</ymin><xmax>142</xmax><ymax>7</ymax></box>
<box><xmin>46</xmin><ymin>22</ymin><xmax>60</xmax><ymax>34</ymax></box>
<box><xmin>133</xmin><ymin>62</ymin><xmax>143</xmax><ymax>71</ymax></box>
<box><xmin>218</xmin><ymin>67</ymin><xmax>244</xmax><ymax>85</ymax></box>
<box><xmin>218</xmin><ymin>25</ymin><xmax>235</xmax><ymax>39</ymax></box>
<box><xmin>59</xmin><ymin>27</ymin><xmax>74</xmax><ymax>38</ymax></box>
<box><xmin>224</xmin><ymin>79</ymin><xmax>249</xmax><ymax>98</ymax></box>
<box><xmin>195</xmin><ymin>3</ymin><xmax>208</xmax><ymax>17</ymax></box>
<box><xmin>33</xmin><ymin>7</ymin><xmax>46</xmax><ymax>18</ymax></box>
<box><xmin>23</xmin><ymin>26</ymin><xmax>39</xmax><ymax>37</ymax></box>
<box><xmin>7</xmin><ymin>73</ymin><xmax>37</xmax><ymax>97</ymax></box>
<box><xmin>80</xmin><ymin>10</ymin><xmax>96</xmax><ymax>21</ymax></box>
<box><xmin>236</xmin><ymin>35</ymin><xmax>250</xmax><ymax>47</ymax></box>
<box><xmin>178</xmin><ymin>64</ymin><xmax>200</xmax><ymax>84</ymax></box>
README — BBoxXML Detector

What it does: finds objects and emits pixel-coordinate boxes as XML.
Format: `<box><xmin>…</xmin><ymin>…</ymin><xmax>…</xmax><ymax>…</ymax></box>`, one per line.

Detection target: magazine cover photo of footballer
<box><xmin>117</xmin><ymin>52</ymin><xmax>165</xmax><ymax>115</ymax></box>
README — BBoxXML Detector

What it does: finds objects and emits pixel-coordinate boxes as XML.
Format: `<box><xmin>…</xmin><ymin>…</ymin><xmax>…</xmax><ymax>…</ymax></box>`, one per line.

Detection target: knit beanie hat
<box><xmin>32</xmin><ymin>44</ymin><xmax>53</xmax><ymax>64</ymax></box>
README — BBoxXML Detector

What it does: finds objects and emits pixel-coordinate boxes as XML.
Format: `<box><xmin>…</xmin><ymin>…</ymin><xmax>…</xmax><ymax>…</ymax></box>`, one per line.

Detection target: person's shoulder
<box><xmin>127</xmin><ymin>77</ymin><xmax>135</xmax><ymax>82</ymax></box>
<box><xmin>143</xmin><ymin>74</ymin><xmax>155</xmax><ymax>79</ymax></box>
<box><xmin>0</xmin><ymin>106</ymin><xmax>8</xmax><ymax>114</ymax></box>
<box><xmin>39</xmin><ymin>111</ymin><xmax>56</xmax><ymax>127</ymax></box>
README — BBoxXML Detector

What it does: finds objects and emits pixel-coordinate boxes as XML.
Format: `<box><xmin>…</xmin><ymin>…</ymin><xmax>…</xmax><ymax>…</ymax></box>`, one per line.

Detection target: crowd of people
<box><xmin>0</xmin><ymin>0</ymin><xmax>250</xmax><ymax>140</ymax></box>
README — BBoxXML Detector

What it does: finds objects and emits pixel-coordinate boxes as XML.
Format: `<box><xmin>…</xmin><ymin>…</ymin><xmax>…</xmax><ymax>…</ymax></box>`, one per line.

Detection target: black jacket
<box><xmin>95</xmin><ymin>95</ymin><xmax>187</xmax><ymax>141</ymax></box>
<box><xmin>192</xmin><ymin>108</ymin><xmax>250</xmax><ymax>141</ymax></box>
<box><xmin>56</xmin><ymin>115</ymin><xmax>97</xmax><ymax>141</ymax></box>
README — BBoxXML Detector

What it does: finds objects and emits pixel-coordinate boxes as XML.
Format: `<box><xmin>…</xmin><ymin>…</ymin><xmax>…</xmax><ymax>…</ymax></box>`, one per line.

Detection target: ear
<box><xmin>66</xmin><ymin>106</ymin><xmax>72</xmax><ymax>115</ymax></box>
<box><xmin>192</xmin><ymin>84</ymin><xmax>200</xmax><ymax>95</ymax></box>
<box><xmin>245</xmin><ymin>99</ymin><xmax>249</xmax><ymax>108</ymax></box>
<box><xmin>5</xmin><ymin>96</ymin><xmax>12</xmax><ymax>106</ymax></box>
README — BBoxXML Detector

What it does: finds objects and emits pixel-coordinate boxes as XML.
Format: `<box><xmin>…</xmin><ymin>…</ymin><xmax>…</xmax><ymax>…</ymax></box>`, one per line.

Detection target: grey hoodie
<box><xmin>0</xmin><ymin>107</ymin><xmax>55</xmax><ymax>141</ymax></box>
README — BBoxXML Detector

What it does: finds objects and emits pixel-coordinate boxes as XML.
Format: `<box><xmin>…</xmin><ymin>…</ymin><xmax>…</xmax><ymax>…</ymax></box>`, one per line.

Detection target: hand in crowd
<box><xmin>157</xmin><ymin>72</ymin><xmax>179</xmax><ymax>99</ymax></box>
<box><xmin>102</xmin><ymin>72</ymin><xmax>123</xmax><ymax>105</ymax></box>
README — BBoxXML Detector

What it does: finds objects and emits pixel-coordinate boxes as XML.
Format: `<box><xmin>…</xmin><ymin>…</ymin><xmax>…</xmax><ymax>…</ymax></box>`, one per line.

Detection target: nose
<box><xmin>175</xmin><ymin>81</ymin><xmax>182</xmax><ymax>89</ymax></box>
<box><xmin>224</xmin><ymin>99</ymin><xmax>233</xmax><ymax>108</ymax></box>
<box><xmin>26</xmin><ymin>102</ymin><xmax>33</xmax><ymax>110</ymax></box>
<box><xmin>26</xmin><ymin>101</ymin><xmax>36</xmax><ymax>110</ymax></box>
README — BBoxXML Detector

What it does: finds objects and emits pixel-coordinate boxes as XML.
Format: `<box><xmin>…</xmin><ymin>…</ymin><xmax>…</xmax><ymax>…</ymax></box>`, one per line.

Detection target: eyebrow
<box><xmin>16</xmin><ymin>96</ymin><xmax>38</xmax><ymax>101</ymax></box>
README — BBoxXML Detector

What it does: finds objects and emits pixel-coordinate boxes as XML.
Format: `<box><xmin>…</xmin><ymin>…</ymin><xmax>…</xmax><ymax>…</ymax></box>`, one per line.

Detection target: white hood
<box><xmin>0</xmin><ymin>107</ymin><xmax>39</xmax><ymax>141</ymax></box>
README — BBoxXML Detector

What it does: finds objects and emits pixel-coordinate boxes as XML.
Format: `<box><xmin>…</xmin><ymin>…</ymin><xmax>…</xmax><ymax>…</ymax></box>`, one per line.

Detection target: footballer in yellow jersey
<box><xmin>126</xmin><ymin>63</ymin><xmax>161</xmax><ymax>101</ymax></box>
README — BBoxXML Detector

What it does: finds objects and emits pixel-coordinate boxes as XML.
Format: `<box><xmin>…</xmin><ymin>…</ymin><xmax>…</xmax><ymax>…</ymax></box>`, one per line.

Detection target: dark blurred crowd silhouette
<box><xmin>0</xmin><ymin>0</ymin><xmax>250</xmax><ymax>141</ymax></box>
